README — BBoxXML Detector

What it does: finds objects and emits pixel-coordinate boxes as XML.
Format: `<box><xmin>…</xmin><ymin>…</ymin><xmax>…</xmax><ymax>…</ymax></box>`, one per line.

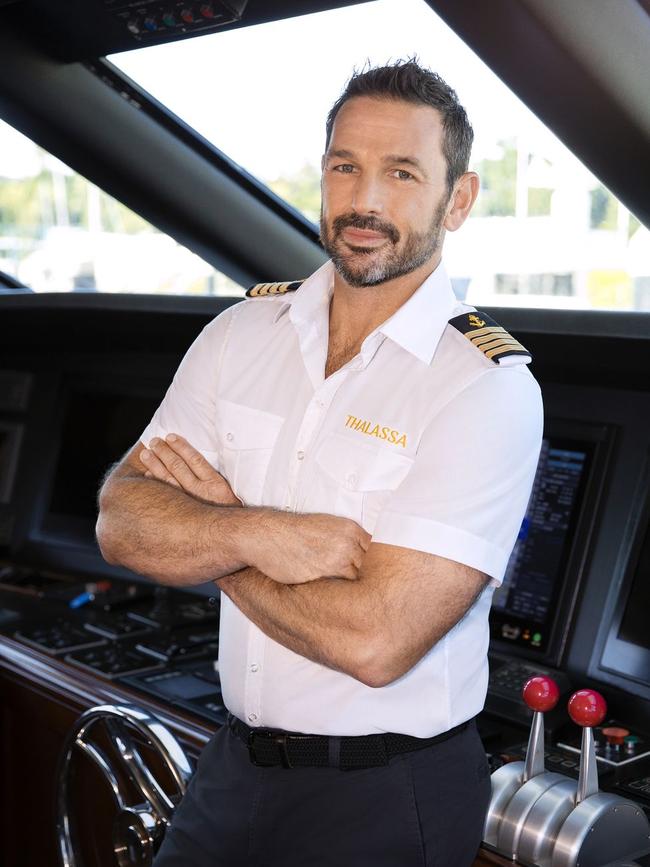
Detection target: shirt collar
<box><xmin>377</xmin><ymin>260</ymin><xmax>457</xmax><ymax>365</ymax></box>
<box><xmin>273</xmin><ymin>260</ymin><xmax>334</xmax><ymax>326</ymax></box>
<box><xmin>278</xmin><ymin>259</ymin><xmax>457</xmax><ymax>366</ymax></box>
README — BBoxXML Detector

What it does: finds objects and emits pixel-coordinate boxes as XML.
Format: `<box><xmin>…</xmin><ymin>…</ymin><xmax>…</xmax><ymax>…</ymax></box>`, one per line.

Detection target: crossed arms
<box><xmin>96</xmin><ymin>435</ymin><xmax>489</xmax><ymax>688</ymax></box>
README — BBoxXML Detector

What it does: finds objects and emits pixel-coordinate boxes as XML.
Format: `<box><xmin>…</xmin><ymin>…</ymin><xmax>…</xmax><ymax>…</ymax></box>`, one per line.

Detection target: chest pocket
<box><xmin>315</xmin><ymin>434</ymin><xmax>414</xmax><ymax>533</ymax></box>
<box><xmin>216</xmin><ymin>399</ymin><xmax>284</xmax><ymax>506</ymax></box>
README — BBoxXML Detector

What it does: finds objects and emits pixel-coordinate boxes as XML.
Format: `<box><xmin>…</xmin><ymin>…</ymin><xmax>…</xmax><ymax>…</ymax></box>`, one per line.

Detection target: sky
<box><xmin>0</xmin><ymin>0</ymin><xmax>589</xmax><ymax>187</ymax></box>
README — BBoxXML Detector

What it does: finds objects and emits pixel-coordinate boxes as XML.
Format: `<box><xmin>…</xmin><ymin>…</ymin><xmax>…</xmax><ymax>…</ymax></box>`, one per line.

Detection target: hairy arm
<box><xmin>96</xmin><ymin>441</ymin><xmax>252</xmax><ymax>585</ymax></box>
<box><xmin>218</xmin><ymin>547</ymin><xmax>488</xmax><ymax>687</ymax></box>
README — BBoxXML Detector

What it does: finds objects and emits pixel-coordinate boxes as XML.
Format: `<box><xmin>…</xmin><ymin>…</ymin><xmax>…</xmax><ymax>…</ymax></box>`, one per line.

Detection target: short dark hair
<box><xmin>325</xmin><ymin>59</ymin><xmax>474</xmax><ymax>196</ymax></box>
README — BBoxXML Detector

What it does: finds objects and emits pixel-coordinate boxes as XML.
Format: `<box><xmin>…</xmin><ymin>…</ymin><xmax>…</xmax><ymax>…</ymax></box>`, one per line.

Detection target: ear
<box><xmin>443</xmin><ymin>172</ymin><xmax>480</xmax><ymax>232</ymax></box>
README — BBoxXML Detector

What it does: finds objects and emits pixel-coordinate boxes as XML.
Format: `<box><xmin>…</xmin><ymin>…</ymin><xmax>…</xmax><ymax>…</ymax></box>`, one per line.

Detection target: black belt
<box><xmin>227</xmin><ymin>712</ymin><xmax>471</xmax><ymax>770</ymax></box>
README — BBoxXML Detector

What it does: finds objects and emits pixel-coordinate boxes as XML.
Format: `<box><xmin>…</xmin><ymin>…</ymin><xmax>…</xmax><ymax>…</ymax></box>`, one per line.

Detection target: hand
<box><xmin>141</xmin><ymin>435</ymin><xmax>241</xmax><ymax>506</ymax></box>
<box><xmin>247</xmin><ymin>511</ymin><xmax>371</xmax><ymax>584</ymax></box>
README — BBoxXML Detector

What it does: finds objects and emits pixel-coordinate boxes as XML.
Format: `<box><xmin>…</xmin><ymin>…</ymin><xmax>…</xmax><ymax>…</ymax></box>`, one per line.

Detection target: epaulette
<box><xmin>246</xmin><ymin>280</ymin><xmax>304</xmax><ymax>298</ymax></box>
<box><xmin>448</xmin><ymin>311</ymin><xmax>532</xmax><ymax>365</ymax></box>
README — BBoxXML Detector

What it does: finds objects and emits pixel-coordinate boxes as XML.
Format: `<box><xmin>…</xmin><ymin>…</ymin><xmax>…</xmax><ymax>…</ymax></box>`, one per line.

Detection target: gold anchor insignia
<box><xmin>448</xmin><ymin>310</ymin><xmax>531</xmax><ymax>364</ymax></box>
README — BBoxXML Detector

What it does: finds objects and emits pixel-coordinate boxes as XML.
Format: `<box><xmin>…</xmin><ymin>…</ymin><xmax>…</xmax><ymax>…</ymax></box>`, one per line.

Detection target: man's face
<box><xmin>320</xmin><ymin>96</ymin><xmax>451</xmax><ymax>288</ymax></box>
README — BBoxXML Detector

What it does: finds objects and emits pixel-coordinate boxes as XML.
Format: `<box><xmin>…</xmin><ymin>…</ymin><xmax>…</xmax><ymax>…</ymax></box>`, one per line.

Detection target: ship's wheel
<box><xmin>56</xmin><ymin>704</ymin><xmax>194</xmax><ymax>867</ymax></box>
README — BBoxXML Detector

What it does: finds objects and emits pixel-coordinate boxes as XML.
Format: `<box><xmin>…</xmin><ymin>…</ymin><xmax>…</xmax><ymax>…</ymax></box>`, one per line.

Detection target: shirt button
<box><xmin>250</xmin><ymin>663</ymin><xmax>259</xmax><ymax>673</ymax></box>
<box><xmin>226</xmin><ymin>432</ymin><xmax>234</xmax><ymax>442</ymax></box>
<box><xmin>284</xmin><ymin>505</ymin><xmax>292</xmax><ymax>511</ymax></box>
<box><xmin>297</xmin><ymin>450</ymin><xmax>305</xmax><ymax>460</ymax></box>
<box><xmin>248</xmin><ymin>712</ymin><xmax>258</xmax><ymax>723</ymax></box>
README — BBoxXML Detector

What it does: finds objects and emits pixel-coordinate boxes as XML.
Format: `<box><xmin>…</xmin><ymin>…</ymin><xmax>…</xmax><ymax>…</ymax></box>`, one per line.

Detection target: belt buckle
<box><xmin>247</xmin><ymin>729</ymin><xmax>294</xmax><ymax>769</ymax></box>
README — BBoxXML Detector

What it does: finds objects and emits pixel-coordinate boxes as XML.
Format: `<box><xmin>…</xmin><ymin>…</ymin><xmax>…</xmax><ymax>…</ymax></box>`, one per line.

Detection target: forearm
<box><xmin>97</xmin><ymin>473</ymin><xmax>258</xmax><ymax>585</ymax></box>
<box><xmin>218</xmin><ymin>568</ymin><xmax>381</xmax><ymax>684</ymax></box>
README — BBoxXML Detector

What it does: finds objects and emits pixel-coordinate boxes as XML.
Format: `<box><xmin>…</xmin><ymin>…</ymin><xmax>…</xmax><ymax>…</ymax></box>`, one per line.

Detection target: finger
<box><xmin>148</xmin><ymin>437</ymin><xmax>200</xmax><ymax>489</ymax></box>
<box><xmin>140</xmin><ymin>448</ymin><xmax>181</xmax><ymax>486</ymax></box>
<box><xmin>141</xmin><ymin>453</ymin><xmax>181</xmax><ymax>488</ymax></box>
<box><xmin>165</xmin><ymin>434</ymin><xmax>221</xmax><ymax>483</ymax></box>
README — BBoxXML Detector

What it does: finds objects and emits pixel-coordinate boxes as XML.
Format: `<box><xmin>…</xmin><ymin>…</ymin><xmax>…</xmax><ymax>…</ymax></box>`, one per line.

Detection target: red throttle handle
<box><xmin>567</xmin><ymin>689</ymin><xmax>607</xmax><ymax>727</ymax></box>
<box><xmin>522</xmin><ymin>675</ymin><xmax>560</xmax><ymax>712</ymax></box>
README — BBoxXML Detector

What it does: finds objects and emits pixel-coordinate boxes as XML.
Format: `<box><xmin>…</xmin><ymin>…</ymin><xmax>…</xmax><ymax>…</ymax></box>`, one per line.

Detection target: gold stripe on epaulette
<box><xmin>470</xmin><ymin>335</ymin><xmax>511</xmax><ymax>344</ymax></box>
<box><xmin>464</xmin><ymin>325</ymin><xmax>508</xmax><ymax>339</ymax></box>
<box><xmin>465</xmin><ymin>329</ymin><xmax>530</xmax><ymax>356</ymax></box>
<box><xmin>485</xmin><ymin>344</ymin><xmax>530</xmax><ymax>360</ymax></box>
<box><xmin>471</xmin><ymin>336</ymin><xmax>523</xmax><ymax>350</ymax></box>
<box><xmin>246</xmin><ymin>280</ymin><xmax>304</xmax><ymax>298</ymax></box>
<box><xmin>448</xmin><ymin>310</ymin><xmax>531</xmax><ymax>364</ymax></box>
<box><xmin>487</xmin><ymin>342</ymin><xmax>529</xmax><ymax>353</ymax></box>
<box><xmin>470</xmin><ymin>333</ymin><xmax>518</xmax><ymax>347</ymax></box>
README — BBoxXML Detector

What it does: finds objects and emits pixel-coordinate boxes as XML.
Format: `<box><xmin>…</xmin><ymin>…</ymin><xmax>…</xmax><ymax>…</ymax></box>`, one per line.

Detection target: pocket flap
<box><xmin>316</xmin><ymin>434</ymin><xmax>413</xmax><ymax>491</ymax></box>
<box><xmin>216</xmin><ymin>399</ymin><xmax>284</xmax><ymax>450</ymax></box>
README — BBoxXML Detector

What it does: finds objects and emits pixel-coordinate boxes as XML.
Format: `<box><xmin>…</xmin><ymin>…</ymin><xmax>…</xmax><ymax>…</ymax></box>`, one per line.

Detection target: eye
<box><xmin>393</xmin><ymin>169</ymin><xmax>414</xmax><ymax>181</ymax></box>
<box><xmin>333</xmin><ymin>163</ymin><xmax>356</xmax><ymax>174</ymax></box>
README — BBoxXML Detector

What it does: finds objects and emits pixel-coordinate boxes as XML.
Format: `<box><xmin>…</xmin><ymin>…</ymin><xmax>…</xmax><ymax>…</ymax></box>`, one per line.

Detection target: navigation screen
<box><xmin>490</xmin><ymin>437</ymin><xmax>593</xmax><ymax>655</ymax></box>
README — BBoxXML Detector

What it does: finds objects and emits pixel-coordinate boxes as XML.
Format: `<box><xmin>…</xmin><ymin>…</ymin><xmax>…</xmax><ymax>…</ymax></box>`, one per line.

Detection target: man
<box><xmin>97</xmin><ymin>60</ymin><xmax>543</xmax><ymax>866</ymax></box>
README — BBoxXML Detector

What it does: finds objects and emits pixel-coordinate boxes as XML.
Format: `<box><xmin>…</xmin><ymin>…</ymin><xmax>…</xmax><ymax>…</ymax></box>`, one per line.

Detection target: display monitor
<box><xmin>601</xmin><ymin>485</ymin><xmax>650</xmax><ymax>688</ymax></box>
<box><xmin>490</xmin><ymin>421</ymin><xmax>611</xmax><ymax>664</ymax></box>
<box><xmin>618</xmin><ymin>541</ymin><xmax>650</xmax><ymax>655</ymax></box>
<box><xmin>36</xmin><ymin>384</ymin><xmax>163</xmax><ymax>547</ymax></box>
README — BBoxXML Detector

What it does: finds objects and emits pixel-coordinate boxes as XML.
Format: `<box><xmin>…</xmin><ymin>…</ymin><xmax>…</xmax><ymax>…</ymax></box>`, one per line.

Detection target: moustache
<box><xmin>331</xmin><ymin>213</ymin><xmax>400</xmax><ymax>245</ymax></box>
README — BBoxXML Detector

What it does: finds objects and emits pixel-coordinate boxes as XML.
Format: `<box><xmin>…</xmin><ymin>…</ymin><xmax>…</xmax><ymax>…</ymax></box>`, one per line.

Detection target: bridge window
<box><xmin>0</xmin><ymin>120</ymin><xmax>245</xmax><ymax>296</ymax></box>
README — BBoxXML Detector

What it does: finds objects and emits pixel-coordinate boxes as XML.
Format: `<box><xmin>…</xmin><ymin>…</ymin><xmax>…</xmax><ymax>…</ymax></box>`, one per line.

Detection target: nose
<box><xmin>350</xmin><ymin>172</ymin><xmax>384</xmax><ymax>215</ymax></box>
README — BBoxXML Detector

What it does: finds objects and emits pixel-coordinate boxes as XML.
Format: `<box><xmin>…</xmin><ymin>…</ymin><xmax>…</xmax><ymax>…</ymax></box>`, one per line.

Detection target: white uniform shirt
<box><xmin>141</xmin><ymin>260</ymin><xmax>543</xmax><ymax>737</ymax></box>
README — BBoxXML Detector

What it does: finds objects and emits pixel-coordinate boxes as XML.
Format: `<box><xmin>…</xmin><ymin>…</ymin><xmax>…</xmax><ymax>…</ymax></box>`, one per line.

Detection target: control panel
<box><xmin>0</xmin><ymin>567</ymin><xmax>226</xmax><ymax>725</ymax></box>
<box><xmin>484</xmin><ymin>678</ymin><xmax>650</xmax><ymax>865</ymax></box>
<box><xmin>107</xmin><ymin>0</ymin><xmax>248</xmax><ymax>42</ymax></box>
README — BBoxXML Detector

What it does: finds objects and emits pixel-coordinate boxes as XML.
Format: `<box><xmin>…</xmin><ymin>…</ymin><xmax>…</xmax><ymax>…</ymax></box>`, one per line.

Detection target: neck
<box><xmin>329</xmin><ymin>254</ymin><xmax>442</xmax><ymax>347</ymax></box>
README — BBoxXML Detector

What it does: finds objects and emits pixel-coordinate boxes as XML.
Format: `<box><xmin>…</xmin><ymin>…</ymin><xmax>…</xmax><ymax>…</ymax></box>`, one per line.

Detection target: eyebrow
<box><xmin>326</xmin><ymin>149</ymin><xmax>428</xmax><ymax>176</ymax></box>
<box><xmin>383</xmin><ymin>154</ymin><xmax>427</xmax><ymax>175</ymax></box>
<box><xmin>327</xmin><ymin>148</ymin><xmax>356</xmax><ymax>160</ymax></box>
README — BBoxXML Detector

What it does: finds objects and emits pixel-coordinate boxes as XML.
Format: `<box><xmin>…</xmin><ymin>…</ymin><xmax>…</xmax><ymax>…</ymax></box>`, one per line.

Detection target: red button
<box><xmin>601</xmin><ymin>726</ymin><xmax>629</xmax><ymax>745</ymax></box>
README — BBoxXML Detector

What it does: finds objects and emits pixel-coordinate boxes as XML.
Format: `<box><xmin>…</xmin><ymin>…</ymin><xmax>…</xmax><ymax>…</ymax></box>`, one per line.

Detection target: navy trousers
<box><xmin>153</xmin><ymin>718</ymin><xmax>491</xmax><ymax>866</ymax></box>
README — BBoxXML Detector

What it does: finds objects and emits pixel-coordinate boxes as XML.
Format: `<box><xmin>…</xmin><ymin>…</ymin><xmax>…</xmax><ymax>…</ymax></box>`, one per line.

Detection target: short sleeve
<box><xmin>139</xmin><ymin>304</ymin><xmax>239</xmax><ymax>469</ymax></box>
<box><xmin>371</xmin><ymin>367</ymin><xmax>544</xmax><ymax>586</ymax></box>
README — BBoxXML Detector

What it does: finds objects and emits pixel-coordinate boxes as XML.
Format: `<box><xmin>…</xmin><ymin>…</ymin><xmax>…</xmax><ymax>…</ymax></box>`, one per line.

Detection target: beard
<box><xmin>320</xmin><ymin>198</ymin><xmax>448</xmax><ymax>288</ymax></box>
